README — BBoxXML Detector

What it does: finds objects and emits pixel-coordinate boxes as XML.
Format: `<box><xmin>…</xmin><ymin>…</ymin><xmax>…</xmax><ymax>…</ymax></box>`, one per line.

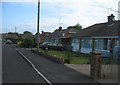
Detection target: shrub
<box><xmin>21</xmin><ymin>38</ymin><xmax>36</xmax><ymax>48</ymax></box>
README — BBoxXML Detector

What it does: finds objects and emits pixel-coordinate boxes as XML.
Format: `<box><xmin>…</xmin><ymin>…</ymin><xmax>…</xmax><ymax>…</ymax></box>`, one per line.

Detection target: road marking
<box><xmin>14</xmin><ymin>47</ymin><xmax>53</xmax><ymax>85</ymax></box>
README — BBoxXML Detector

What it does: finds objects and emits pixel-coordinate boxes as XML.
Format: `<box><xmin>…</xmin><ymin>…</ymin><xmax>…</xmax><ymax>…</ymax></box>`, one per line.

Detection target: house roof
<box><xmin>2</xmin><ymin>33</ymin><xmax>19</xmax><ymax>39</ymax></box>
<box><xmin>46</xmin><ymin>28</ymin><xmax>80</xmax><ymax>39</ymax></box>
<box><xmin>19</xmin><ymin>34</ymin><xmax>34</xmax><ymax>39</ymax></box>
<box><xmin>72</xmin><ymin>20</ymin><xmax>120</xmax><ymax>38</ymax></box>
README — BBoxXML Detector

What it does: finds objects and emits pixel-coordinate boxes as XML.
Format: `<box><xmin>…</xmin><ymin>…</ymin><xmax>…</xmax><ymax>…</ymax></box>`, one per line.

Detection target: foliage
<box><xmin>23</xmin><ymin>31</ymin><xmax>33</xmax><ymax>35</ymax></box>
<box><xmin>35</xmin><ymin>32</ymin><xmax>40</xmax><ymax>35</ymax></box>
<box><xmin>8</xmin><ymin>32</ymin><xmax>18</xmax><ymax>35</ymax></box>
<box><xmin>20</xmin><ymin>38</ymin><xmax>36</xmax><ymax>48</ymax></box>
<box><xmin>67</xmin><ymin>23</ymin><xmax>82</xmax><ymax>30</ymax></box>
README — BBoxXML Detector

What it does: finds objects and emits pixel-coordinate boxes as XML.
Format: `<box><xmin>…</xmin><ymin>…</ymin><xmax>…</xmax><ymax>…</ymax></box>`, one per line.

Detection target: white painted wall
<box><xmin>72</xmin><ymin>43</ymin><xmax>80</xmax><ymax>52</ymax></box>
<box><xmin>81</xmin><ymin>48</ymin><xmax>92</xmax><ymax>54</ymax></box>
<box><xmin>71</xmin><ymin>38</ymin><xmax>80</xmax><ymax>52</ymax></box>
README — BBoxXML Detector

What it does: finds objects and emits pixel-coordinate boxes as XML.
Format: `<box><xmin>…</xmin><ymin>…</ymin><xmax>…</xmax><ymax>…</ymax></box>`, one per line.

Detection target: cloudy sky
<box><xmin>2</xmin><ymin>0</ymin><xmax>120</xmax><ymax>34</ymax></box>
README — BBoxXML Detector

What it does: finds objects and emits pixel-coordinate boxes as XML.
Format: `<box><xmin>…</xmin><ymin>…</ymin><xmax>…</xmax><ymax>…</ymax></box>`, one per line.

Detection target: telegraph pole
<box><xmin>37</xmin><ymin>0</ymin><xmax>40</xmax><ymax>51</ymax></box>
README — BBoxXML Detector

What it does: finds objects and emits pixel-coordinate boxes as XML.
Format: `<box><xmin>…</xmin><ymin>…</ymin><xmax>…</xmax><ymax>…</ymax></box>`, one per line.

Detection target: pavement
<box><xmin>65</xmin><ymin>64</ymin><xmax>119</xmax><ymax>83</ymax></box>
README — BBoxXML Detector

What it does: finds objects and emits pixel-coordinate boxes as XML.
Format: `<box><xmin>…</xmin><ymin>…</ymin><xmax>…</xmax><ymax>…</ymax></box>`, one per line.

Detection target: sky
<box><xmin>1</xmin><ymin>0</ymin><xmax>120</xmax><ymax>34</ymax></box>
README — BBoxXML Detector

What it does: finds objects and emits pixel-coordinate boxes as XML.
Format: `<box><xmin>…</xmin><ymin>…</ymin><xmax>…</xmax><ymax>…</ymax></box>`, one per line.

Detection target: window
<box><xmin>104</xmin><ymin>38</ymin><xmax>108</xmax><ymax>50</ymax></box>
<box><xmin>82</xmin><ymin>38</ymin><xmax>91</xmax><ymax>48</ymax></box>
<box><xmin>98</xmin><ymin>39</ymin><xmax>104</xmax><ymax>50</ymax></box>
<box><xmin>72</xmin><ymin>38</ymin><xmax>79</xmax><ymax>43</ymax></box>
<box><xmin>115</xmin><ymin>39</ymin><xmax>119</xmax><ymax>46</ymax></box>
<box><xmin>94</xmin><ymin>39</ymin><xmax>98</xmax><ymax>49</ymax></box>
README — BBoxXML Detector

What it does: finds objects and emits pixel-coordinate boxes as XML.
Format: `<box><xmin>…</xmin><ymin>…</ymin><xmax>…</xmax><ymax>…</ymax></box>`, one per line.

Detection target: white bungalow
<box><xmin>71</xmin><ymin>14</ymin><xmax>120</xmax><ymax>57</ymax></box>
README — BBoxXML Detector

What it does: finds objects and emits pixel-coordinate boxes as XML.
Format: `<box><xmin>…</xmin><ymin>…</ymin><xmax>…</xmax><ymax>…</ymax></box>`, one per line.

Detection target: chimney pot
<box><xmin>108</xmin><ymin>14</ymin><xmax>115</xmax><ymax>24</ymax></box>
<box><xmin>58</xmin><ymin>26</ymin><xmax>62</xmax><ymax>31</ymax></box>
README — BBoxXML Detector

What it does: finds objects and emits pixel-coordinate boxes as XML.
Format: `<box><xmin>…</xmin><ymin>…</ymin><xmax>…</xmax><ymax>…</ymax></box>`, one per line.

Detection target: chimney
<box><xmin>58</xmin><ymin>26</ymin><xmax>62</xmax><ymax>31</ymax></box>
<box><xmin>108</xmin><ymin>14</ymin><xmax>115</xmax><ymax>24</ymax></box>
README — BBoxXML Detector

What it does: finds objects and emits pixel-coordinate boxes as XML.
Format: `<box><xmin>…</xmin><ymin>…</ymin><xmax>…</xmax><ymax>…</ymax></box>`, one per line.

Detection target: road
<box><xmin>2</xmin><ymin>43</ymin><xmax>46</xmax><ymax>83</ymax></box>
<box><xmin>2</xmin><ymin>43</ymin><xmax>100</xmax><ymax>84</ymax></box>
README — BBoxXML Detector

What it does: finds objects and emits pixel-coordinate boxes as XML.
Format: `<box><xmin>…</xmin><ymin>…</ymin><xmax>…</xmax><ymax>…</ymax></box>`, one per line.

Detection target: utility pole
<box><xmin>37</xmin><ymin>0</ymin><xmax>40</xmax><ymax>51</ymax></box>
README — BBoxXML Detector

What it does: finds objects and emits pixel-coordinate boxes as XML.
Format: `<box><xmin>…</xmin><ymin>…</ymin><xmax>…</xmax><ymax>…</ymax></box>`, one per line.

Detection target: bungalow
<box><xmin>34</xmin><ymin>31</ymin><xmax>50</xmax><ymax>44</ymax></box>
<box><xmin>2</xmin><ymin>33</ymin><xmax>20</xmax><ymax>42</ymax></box>
<box><xmin>19</xmin><ymin>33</ymin><xmax>34</xmax><ymax>39</ymax></box>
<box><xmin>45</xmin><ymin>26</ymin><xmax>80</xmax><ymax>50</ymax></box>
<box><xmin>71</xmin><ymin>14</ymin><xmax>120</xmax><ymax>57</ymax></box>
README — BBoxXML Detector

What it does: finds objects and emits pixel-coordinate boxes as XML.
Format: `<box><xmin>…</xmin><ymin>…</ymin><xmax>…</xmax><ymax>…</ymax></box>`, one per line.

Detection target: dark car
<box><xmin>39</xmin><ymin>42</ymin><xmax>50</xmax><ymax>50</ymax></box>
<box><xmin>40</xmin><ymin>42</ymin><xmax>65</xmax><ymax>51</ymax></box>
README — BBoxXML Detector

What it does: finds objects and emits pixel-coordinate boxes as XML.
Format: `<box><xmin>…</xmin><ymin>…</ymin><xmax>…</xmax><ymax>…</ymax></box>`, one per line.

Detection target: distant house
<box><xmin>71</xmin><ymin>14</ymin><xmax>120</xmax><ymax>57</ymax></box>
<box><xmin>2</xmin><ymin>33</ymin><xmax>19</xmax><ymax>42</ymax></box>
<box><xmin>19</xmin><ymin>33</ymin><xmax>34</xmax><ymax>39</ymax></box>
<box><xmin>45</xmin><ymin>26</ymin><xmax>80</xmax><ymax>50</ymax></box>
<box><xmin>35</xmin><ymin>31</ymin><xmax>50</xmax><ymax>44</ymax></box>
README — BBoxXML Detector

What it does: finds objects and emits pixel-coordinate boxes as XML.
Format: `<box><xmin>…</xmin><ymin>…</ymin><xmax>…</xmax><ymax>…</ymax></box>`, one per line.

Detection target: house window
<box><xmin>53</xmin><ymin>39</ymin><xmax>55</xmax><ymax>43</ymax></box>
<box><xmin>55</xmin><ymin>39</ymin><xmax>59</xmax><ymax>44</ymax></box>
<box><xmin>82</xmin><ymin>38</ymin><xmax>91</xmax><ymax>48</ymax></box>
<box><xmin>115</xmin><ymin>39</ymin><xmax>119</xmax><ymax>46</ymax></box>
<box><xmin>98</xmin><ymin>39</ymin><xmax>104</xmax><ymax>50</ymax></box>
<box><xmin>72</xmin><ymin>38</ymin><xmax>79</xmax><ymax>43</ymax></box>
<box><xmin>104</xmin><ymin>38</ymin><xmax>108</xmax><ymax>50</ymax></box>
<box><xmin>108</xmin><ymin>39</ymin><xmax>111</xmax><ymax>50</ymax></box>
<box><xmin>94</xmin><ymin>39</ymin><xmax>98</xmax><ymax>49</ymax></box>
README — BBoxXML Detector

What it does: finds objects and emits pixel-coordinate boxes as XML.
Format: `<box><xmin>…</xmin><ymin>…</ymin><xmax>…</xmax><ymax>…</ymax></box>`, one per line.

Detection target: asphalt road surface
<box><xmin>2</xmin><ymin>43</ymin><xmax>46</xmax><ymax>83</ymax></box>
<box><xmin>2</xmin><ymin>43</ymin><xmax>101</xmax><ymax>84</ymax></box>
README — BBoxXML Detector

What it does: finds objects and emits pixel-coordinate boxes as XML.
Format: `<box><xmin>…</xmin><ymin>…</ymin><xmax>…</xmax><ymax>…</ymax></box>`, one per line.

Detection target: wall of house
<box><xmin>71</xmin><ymin>37</ymin><xmax>119</xmax><ymax>57</ymax></box>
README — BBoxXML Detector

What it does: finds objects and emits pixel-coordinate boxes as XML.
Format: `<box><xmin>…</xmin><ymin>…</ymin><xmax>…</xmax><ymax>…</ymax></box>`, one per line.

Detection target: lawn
<box><xmin>47</xmin><ymin>50</ymin><xmax>90</xmax><ymax>64</ymax></box>
<box><xmin>33</xmin><ymin>48</ymin><xmax>117</xmax><ymax>64</ymax></box>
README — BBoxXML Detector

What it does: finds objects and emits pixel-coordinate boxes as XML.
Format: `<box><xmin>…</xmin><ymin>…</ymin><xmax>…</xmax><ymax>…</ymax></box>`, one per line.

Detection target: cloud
<box><xmin>2</xmin><ymin>0</ymin><xmax>119</xmax><ymax>33</ymax></box>
<box><xmin>16</xmin><ymin>22</ymin><xmax>37</xmax><ymax>34</ymax></box>
<box><xmin>41</xmin><ymin>17</ymin><xmax>58</xmax><ymax>32</ymax></box>
<box><xmin>40</xmin><ymin>0</ymin><xmax>119</xmax><ymax>31</ymax></box>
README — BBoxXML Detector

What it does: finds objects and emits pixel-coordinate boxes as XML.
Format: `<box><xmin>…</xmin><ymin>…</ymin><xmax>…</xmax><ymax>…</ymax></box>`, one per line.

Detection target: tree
<box><xmin>23</xmin><ymin>31</ymin><xmax>33</xmax><ymax>35</ymax></box>
<box><xmin>8</xmin><ymin>32</ymin><xmax>18</xmax><ymax>35</ymax></box>
<box><xmin>35</xmin><ymin>32</ymin><xmax>40</xmax><ymax>35</ymax></box>
<box><xmin>21</xmin><ymin>38</ymin><xmax>36</xmax><ymax>48</ymax></box>
<box><xmin>67</xmin><ymin>23</ymin><xmax>82</xmax><ymax>30</ymax></box>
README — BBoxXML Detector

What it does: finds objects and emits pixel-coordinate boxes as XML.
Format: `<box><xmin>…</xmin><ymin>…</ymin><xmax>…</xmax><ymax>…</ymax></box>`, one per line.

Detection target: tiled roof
<box><xmin>46</xmin><ymin>28</ymin><xmax>80</xmax><ymax>39</ymax></box>
<box><xmin>72</xmin><ymin>20</ymin><xmax>120</xmax><ymax>38</ymax></box>
<box><xmin>2</xmin><ymin>33</ymin><xmax>19</xmax><ymax>39</ymax></box>
<box><xmin>19</xmin><ymin>34</ymin><xmax>34</xmax><ymax>39</ymax></box>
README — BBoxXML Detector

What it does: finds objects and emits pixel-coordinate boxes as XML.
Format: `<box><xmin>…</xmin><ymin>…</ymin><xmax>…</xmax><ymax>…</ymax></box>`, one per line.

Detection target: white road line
<box><xmin>15</xmin><ymin>47</ymin><xmax>53</xmax><ymax>85</ymax></box>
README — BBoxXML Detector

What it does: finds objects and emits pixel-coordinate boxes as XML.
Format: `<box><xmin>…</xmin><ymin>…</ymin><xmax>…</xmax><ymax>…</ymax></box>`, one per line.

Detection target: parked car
<box><xmin>40</xmin><ymin>42</ymin><xmax>65</xmax><ymax>50</ymax></box>
<box><xmin>6</xmin><ymin>40</ymin><xmax>12</xmax><ymax>44</ymax></box>
<box><xmin>39</xmin><ymin>42</ymin><xmax>50</xmax><ymax>50</ymax></box>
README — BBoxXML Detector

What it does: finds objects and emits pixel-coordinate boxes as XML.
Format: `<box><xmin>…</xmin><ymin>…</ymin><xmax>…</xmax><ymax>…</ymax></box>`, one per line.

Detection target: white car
<box><xmin>6</xmin><ymin>40</ymin><xmax>12</xmax><ymax>44</ymax></box>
